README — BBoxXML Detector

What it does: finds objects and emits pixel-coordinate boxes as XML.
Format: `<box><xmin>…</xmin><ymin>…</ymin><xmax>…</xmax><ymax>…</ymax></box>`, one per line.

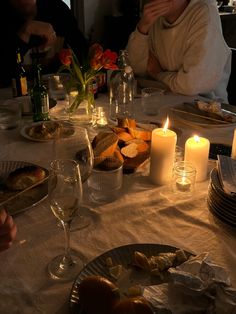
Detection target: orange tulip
<box><xmin>59</xmin><ymin>49</ymin><xmax>72</xmax><ymax>66</ymax></box>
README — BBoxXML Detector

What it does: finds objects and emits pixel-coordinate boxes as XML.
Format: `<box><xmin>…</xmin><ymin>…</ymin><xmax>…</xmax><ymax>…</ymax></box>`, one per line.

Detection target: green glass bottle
<box><xmin>31</xmin><ymin>63</ymin><xmax>50</xmax><ymax>122</ymax></box>
<box><xmin>12</xmin><ymin>48</ymin><xmax>28</xmax><ymax>97</ymax></box>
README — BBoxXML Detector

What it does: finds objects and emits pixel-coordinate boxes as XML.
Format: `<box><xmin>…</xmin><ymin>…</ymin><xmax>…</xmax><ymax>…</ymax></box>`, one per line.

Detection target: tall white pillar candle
<box><xmin>150</xmin><ymin>120</ymin><xmax>177</xmax><ymax>185</ymax></box>
<box><xmin>231</xmin><ymin>128</ymin><xmax>236</xmax><ymax>159</ymax></box>
<box><xmin>184</xmin><ymin>135</ymin><xmax>210</xmax><ymax>182</ymax></box>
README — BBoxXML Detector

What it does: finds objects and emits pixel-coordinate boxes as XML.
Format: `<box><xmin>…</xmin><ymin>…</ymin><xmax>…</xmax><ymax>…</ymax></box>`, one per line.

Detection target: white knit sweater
<box><xmin>127</xmin><ymin>0</ymin><xmax>231</xmax><ymax>102</ymax></box>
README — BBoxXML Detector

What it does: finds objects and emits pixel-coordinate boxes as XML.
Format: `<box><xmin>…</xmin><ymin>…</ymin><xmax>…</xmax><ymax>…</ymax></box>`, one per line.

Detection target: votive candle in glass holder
<box><xmin>172</xmin><ymin>161</ymin><xmax>196</xmax><ymax>196</ymax></box>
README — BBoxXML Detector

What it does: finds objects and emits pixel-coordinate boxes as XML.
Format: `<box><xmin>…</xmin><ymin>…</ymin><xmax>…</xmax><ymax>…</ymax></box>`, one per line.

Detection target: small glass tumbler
<box><xmin>141</xmin><ymin>87</ymin><xmax>165</xmax><ymax>116</ymax></box>
<box><xmin>87</xmin><ymin>156</ymin><xmax>123</xmax><ymax>203</ymax></box>
<box><xmin>172</xmin><ymin>161</ymin><xmax>196</xmax><ymax>196</ymax></box>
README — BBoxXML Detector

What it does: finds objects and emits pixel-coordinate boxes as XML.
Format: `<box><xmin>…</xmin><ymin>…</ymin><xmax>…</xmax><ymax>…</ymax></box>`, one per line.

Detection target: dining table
<box><xmin>0</xmin><ymin>87</ymin><xmax>236</xmax><ymax>314</ymax></box>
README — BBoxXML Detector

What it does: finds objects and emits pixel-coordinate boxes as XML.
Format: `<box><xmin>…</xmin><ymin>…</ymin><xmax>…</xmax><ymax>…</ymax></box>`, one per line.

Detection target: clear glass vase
<box><xmin>66</xmin><ymin>84</ymin><xmax>95</xmax><ymax>126</ymax></box>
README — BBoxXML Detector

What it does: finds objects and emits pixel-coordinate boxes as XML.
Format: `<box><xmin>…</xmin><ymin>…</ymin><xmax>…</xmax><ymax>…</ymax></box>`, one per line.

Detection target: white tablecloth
<box><xmin>0</xmin><ymin>92</ymin><xmax>236</xmax><ymax>314</ymax></box>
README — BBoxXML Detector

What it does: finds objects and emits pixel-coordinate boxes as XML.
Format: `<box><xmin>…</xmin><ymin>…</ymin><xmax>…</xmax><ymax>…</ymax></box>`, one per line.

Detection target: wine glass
<box><xmin>48</xmin><ymin>159</ymin><xmax>83</xmax><ymax>280</ymax></box>
<box><xmin>53</xmin><ymin>124</ymin><xmax>94</xmax><ymax>229</ymax></box>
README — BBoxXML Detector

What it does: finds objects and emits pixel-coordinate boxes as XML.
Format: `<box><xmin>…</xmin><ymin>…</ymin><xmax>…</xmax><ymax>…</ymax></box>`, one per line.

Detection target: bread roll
<box><xmin>121</xmin><ymin>143</ymin><xmax>138</xmax><ymax>158</ymax></box>
<box><xmin>6</xmin><ymin>166</ymin><xmax>46</xmax><ymax>191</ymax></box>
<box><xmin>78</xmin><ymin>275</ymin><xmax>120</xmax><ymax>314</ymax></box>
<box><xmin>93</xmin><ymin>132</ymin><xmax>118</xmax><ymax>157</ymax></box>
<box><xmin>112</xmin><ymin>297</ymin><xmax>154</xmax><ymax>314</ymax></box>
<box><xmin>117</xmin><ymin>118</ymin><xmax>136</xmax><ymax>128</ymax></box>
<box><xmin>128</xmin><ymin>127</ymin><xmax>151</xmax><ymax>141</ymax></box>
<box><xmin>117</xmin><ymin>131</ymin><xmax>134</xmax><ymax>142</ymax></box>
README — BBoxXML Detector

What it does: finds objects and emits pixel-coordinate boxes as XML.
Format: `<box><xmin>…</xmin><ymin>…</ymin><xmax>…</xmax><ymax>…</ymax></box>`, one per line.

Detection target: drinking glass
<box><xmin>53</xmin><ymin>125</ymin><xmax>94</xmax><ymax>229</ymax></box>
<box><xmin>87</xmin><ymin>156</ymin><xmax>123</xmax><ymax>203</ymax></box>
<box><xmin>48</xmin><ymin>159</ymin><xmax>83</xmax><ymax>280</ymax></box>
<box><xmin>141</xmin><ymin>87</ymin><xmax>165</xmax><ymax>116</ymax></box>
<box><xmin>48</xmin><ymin>74</ymin><xmax>69</xmax><ymax>101</ymax></box>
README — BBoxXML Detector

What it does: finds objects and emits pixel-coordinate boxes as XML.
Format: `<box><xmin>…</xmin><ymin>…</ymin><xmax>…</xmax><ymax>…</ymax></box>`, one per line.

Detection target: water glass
<box><xmin>172</xmin><ymin>161</ymin><xmax>196</xmax><ymax>196</ymax></box>
<box><xmin>48</xmin><ymin>74</ymin><xmax>69</xmax><ymax>101</ymax></box>
<box><xmin>0</xmin><ymin>99</ymin><xmax>22</xmax><ymax>130</ymax></box>
<box><xmin>141</xmin><ymin>87</ymin><xmax>165</xmax><ymax>116</ymax></box>
<box><xmin>87</xmin><ymin>156</ymin><xmax>123</xmax><ymax>203</ymax></box>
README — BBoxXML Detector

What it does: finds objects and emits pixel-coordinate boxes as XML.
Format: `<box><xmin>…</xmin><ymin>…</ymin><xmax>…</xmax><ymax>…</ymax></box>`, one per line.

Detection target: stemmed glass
<box><xmin>53</xmin><ymin>124</ymin><xmax>94</xmax><ymax>229</ymax></box>
<box><xmin>48</xmin><ymin>159</ymin><xmax>83</xmax><ymax>280</ymax></box>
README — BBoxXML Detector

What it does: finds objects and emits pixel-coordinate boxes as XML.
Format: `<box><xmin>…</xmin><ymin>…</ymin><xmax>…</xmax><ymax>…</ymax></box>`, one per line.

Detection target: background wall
<box><xmin>71</xmin><ymin>0</ymin><xmax>140</xmax><ymax>51</ymax></box>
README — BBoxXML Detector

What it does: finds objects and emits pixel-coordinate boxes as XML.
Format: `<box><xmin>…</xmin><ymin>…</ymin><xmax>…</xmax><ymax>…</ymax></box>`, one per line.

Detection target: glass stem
<box><xmin>61</xmin><ymin>221</ymin><xmax>73</xmax><ymax>264</ymax></box>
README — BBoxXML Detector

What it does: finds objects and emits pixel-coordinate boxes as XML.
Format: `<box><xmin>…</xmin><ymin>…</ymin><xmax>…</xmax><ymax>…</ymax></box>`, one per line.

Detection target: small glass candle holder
<box><xmin>92</xmin><ymin>106</ymin><xmax>108</xmax><ymax>127</ymax></box>
<box><xmin>172</xmin><ymin>161</ymin><xmax>196</xmax><ymax>196</ymax></box>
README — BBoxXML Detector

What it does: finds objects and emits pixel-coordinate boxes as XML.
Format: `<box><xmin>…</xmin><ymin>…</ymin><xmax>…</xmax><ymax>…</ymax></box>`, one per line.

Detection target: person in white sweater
<box><xmin>127</xmin><ymin>0</ymin><xmax>231</xmax><ymax>102</ymax></box>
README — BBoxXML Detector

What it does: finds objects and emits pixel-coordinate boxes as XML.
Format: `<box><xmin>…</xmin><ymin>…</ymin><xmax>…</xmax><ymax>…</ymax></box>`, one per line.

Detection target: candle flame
<box><xmin>194</xmin><ymin>135</ymin><xmax>200</xmax><ymax>143</ymax></box>
<box><xmin>163</xmin><ymin>116</ymin><xmax>169</xmax><ymax>132</ymax></box>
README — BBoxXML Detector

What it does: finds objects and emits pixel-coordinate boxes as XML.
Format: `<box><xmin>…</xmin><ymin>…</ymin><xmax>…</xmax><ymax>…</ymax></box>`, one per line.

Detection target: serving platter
<box><xmin>171</xmin><ymin>102</ymin><xmax>236</xmax><ymax>128</ymax></box>
<box><xmin>69</xmin><ymin>243</ymin><xmax>193</xmax><ymax>313</ymax></box>
<box><xmin>0</xmin><ymin>161</ymin><xmax>48</xmax><ymax>215</ymax></box>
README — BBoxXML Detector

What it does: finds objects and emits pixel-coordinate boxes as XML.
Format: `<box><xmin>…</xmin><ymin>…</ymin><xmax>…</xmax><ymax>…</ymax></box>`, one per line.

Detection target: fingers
<box><xmin>143</xmin><ymin>0</ymin><xmax>172</xmax><ymax>19</ymax></box>
<box><xmin>0</xmin><ymin>211</ymin><xmax>17</xmax><ymax>252</ymax></box>
<box><xmin>0</xmin><ymin>209</ymin><xmax>7</xmax><ymax>225</ymax></box>
<box><xmin>139</xmin><ymin>0</ymin><xmax>173</xmax><ymax>34</ymax></box>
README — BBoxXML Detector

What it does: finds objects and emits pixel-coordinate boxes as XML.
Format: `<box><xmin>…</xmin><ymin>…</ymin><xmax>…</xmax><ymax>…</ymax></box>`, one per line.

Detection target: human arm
<box><xmin>127</xmin><ymin>0</ymin><xmax>172</xmax><ymax>76</ymax></box>
<box><xmin>0</xmin><ymin>210</ymin><xmax>17</xmax><ymax>252</ymax></box>
<box><xmin>147</xmin><ymin>50</ymin><xmax>163</xmax><ymax>78</ymax></box>
<box><xmin>18</xmin><ymin>20</ymin><xmax>57</xmax><ymax>48</ymax></box>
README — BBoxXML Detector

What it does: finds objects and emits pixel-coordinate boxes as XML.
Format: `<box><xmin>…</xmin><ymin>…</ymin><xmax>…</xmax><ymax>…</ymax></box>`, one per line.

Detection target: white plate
<box><xmin>20</xmin><ymin>120</ymin><xmax>75</xmax><ymax>142</ymax></box>
<box><xmin>0</xmin><ymin>161</ymin><xmax>48</xmax><ymax>215</ymax></box>
<box><xmin>69</xmin><ymin>243</ymin><xmax>193</xmax><ymax>313</ymax></box>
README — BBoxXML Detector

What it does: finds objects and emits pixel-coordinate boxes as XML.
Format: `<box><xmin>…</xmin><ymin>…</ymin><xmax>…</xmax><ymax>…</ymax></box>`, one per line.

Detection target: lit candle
<box><xmin>176</xmin><ymin>175</ymin><xmax>191</xmax><ymax>192</ymax></box>
<box><xmin>231</xmin><ymin>128</ymin><xmax>236</xmax><ymax>159</ymax></box>
<box><xmin>150</xmin><ymin>117</ymin><xmax>177</xmax><ymax>185</ymax></box>
<box><xmin>184</xmin><ymin>135</ymin><xmax>210</xmax><ymax>182</ymax></box>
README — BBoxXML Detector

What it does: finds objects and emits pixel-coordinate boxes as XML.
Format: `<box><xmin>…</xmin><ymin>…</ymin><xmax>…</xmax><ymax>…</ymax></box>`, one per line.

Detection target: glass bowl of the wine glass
<box><xmin>53</xmin><ymin>126</ymin><xmax>94</xmax><ymax>230</ymax></box>
<box><xmin>48</xmin><ymin>159</ymin><xmax>84</xmax><ymax>280</ymax></box>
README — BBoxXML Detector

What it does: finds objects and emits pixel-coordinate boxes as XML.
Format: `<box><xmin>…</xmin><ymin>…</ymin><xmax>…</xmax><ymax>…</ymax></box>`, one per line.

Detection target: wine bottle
<box><xmin>31</xmin><ymin>62</ymin><xmax>50</xmax><ymax>122</ymax></box>
<box><xmin>12</xmin><ymin>48</ymin><xmax>28</xmax><ymax>97</ymax></box>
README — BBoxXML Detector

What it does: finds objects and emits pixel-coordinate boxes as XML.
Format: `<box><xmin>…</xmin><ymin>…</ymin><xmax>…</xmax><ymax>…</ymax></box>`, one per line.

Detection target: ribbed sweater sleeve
<box><xmin>155</xmin><ymin>4</ymin><xmax>231</xmax><ymax>97</ymax></box>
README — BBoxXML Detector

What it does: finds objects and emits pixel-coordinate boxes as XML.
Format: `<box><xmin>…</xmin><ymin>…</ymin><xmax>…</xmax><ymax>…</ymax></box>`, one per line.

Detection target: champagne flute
<box><xmin>48</xmin><ymin>159</ymin><xmax>83</xmax><ymax>280</ymax></box>
<box><xmin>53</xmin><ymin>125</ymin><xmax>94</xmax><ymax>229</ymax></box>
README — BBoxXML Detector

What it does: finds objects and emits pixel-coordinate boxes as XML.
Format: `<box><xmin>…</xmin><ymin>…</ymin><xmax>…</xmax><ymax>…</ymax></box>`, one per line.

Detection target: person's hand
<box><xmin>138</xmin><ymin>0</ymin><xmax>173</xmax><ymax>34</ymax></box>
<box><xmin>146</xmin><ymin>50</ymin><xmax>163</xmax><ymax>79</ymax></box>
<box><xmin>18</xmin><ymin>20</ymin><xmax>57</xmax><ymax>48</ymax></box>
<box><xmin>0</xmin><ymin>209</ymin><xmax>17</xmax><ymax>252</ymax></box>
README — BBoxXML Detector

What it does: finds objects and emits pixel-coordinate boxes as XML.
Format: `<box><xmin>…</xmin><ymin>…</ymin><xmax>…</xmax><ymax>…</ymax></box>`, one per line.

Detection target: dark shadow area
<box><xmin>101</xmin><ymin>0</ymin><xmax>140</xmax><ymax>52</ymax></box>
<box><xmin>227</xmin><ymin>48</ymin><xmax>236</xmax><ymax>105</ymax></box>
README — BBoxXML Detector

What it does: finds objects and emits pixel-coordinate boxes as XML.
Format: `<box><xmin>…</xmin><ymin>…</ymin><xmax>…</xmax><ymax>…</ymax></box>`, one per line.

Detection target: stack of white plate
<box><xmin>207</xmin><ymin>168</ymin><xmax>236</xmax><ymax>227</ymax></box>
